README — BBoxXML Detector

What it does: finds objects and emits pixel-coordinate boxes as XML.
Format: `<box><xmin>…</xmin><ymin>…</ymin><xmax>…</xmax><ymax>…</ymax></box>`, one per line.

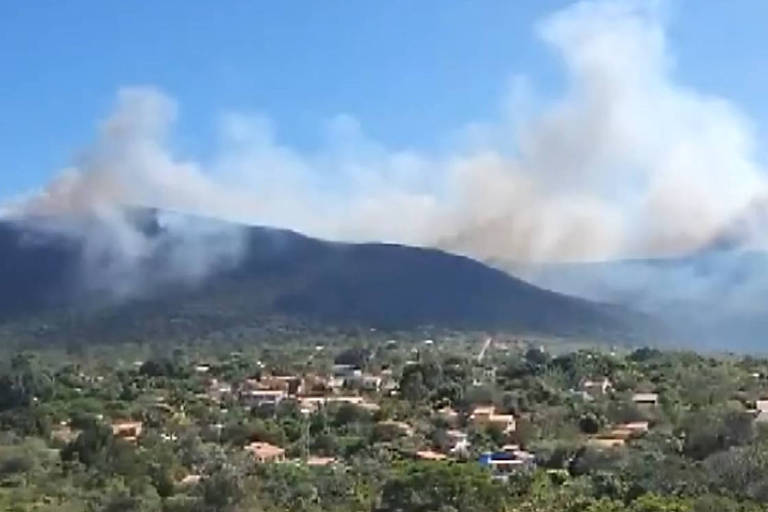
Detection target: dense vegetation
<box><xmin>1</xmin><ymin>333</ymin><xmax>768</xmax><ymax>511</ymax></box>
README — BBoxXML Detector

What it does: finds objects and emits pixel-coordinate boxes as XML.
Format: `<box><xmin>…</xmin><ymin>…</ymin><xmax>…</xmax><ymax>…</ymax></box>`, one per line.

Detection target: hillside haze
<box><xmin>0</xmin><ymin>210</ymin><xmax>649</xmax><ymax>346</ymax></box>
<box><xmin>504</xmin><ymin>248</ymin><xmax>768</xmax><ymax>351</ymax></box>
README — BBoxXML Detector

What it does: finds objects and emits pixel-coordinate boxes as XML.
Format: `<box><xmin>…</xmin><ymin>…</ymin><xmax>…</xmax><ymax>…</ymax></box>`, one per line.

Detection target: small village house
<box><xmin>632</xmin><ymin>393</ymin><xmax>659</xmax><ymax>407</ymax></box>
<box><xmin>240</xmin><ymin>389</ymin><xmax>287</xmax><ymax>408</ymax></box>
<box><xmin>306</xmin><ymin>456</ymin><xmax>337</xmax><ymax>467</ymax></box>
<box><xmin>591</xmin><ymin>421</ymin><xmax>649</xmax><ymax>446</ymax></box>
<box><xmin>258</xmin><ymin>375</ymin><xmax>304</xmax><ymax>395</ymax></box>
<box><xmin>297</xmin><ymin>396</ymin><xmax>326</xmax><ymax>414</ymax></box>
<box><xmin>111</xmin><ymin>420</ymin><xmax>143</xmax><ymax>442</ymax></box>
<box><xmin>178</xmin><ymin>474</ymin><xmax>202</xmax><ymax>487</ymax></box>
<box><xmin>470</xmin><ymin>406</ymin><xmax>516</xmax><ymax>434</ymax></box>
<box><xmin>616</xmin><ymin>421</ymin><xmax>650</xmax><ymax>434</ymax></box>
<box><xmin>479</xmin><ymin>446</ymin><xmax>535</xmax><ymax>480</ymax></box>
<box><xmin>441</xmin><ymin>429</ymin><xmax>470</xmax><ymax>456</ymax></box>
<box><xmin>245</xmin><ymin>442</ymin><xmax>286</xmax><ymax>463</ymax></box>
<box><xmin>588</xmin><ymin>436</ymin><xmax>626</xmax><ymax>449</ymax></box>
<box><xmin>415</xmin><ymin>450</ymin><xmax>448</xmax><ymax>461</ymax></box>
<box><xmin>302</xmin><ymin>374</ymin><xmax>332</xmax><ymax>394</ymax></box>
<box><xmin>297</xmin><ymin>394</ymin><xmax>378</xmax><ymax>414</ymax></box>
<box><xmin>345</xmin><ymin>374</ymin><xmax>383</xmax><ymax>392</ymax></box>
<box><xmin>326</xmin><ymin>395</ymin><xmax>365</xmax><ymax>406</ymax></box>
<box><xmin>206</xmin><ymin>379</ymin><xmax>233</xmax><ymax>402</ymax></box>
<box><xmin>581</xmin><ymin>377</ymin><xmax>613</xmax><ymax>397</ymax></box>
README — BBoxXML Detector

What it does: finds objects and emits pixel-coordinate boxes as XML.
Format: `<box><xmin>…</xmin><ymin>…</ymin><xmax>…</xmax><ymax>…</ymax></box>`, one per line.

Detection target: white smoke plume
<box><xmin>2</xmin><ymin>0</ymin><xmax>767</xmax><ymax>300</ymax></box>
<box><xmin>3</xmin><ymin>89</ymin><xmax>247</xmax><ymax>298</ymax></box>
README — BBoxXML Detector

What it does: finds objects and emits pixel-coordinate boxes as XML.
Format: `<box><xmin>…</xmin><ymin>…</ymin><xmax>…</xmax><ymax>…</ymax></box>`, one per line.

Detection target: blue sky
<box><xmin>2</xmin><ymin>0</ymin><xmax>767</xmax><ymax>201</ymax></box>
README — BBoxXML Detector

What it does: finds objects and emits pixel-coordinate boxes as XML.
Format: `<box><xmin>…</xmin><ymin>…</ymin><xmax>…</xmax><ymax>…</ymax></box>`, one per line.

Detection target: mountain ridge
<box><xmin>0</xmin><ymin>210</ymin><xmax>653</xmax><ymax>346</ymax></box>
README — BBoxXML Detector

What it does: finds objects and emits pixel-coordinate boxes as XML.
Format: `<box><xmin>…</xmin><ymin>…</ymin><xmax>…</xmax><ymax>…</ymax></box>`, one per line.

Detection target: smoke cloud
<box><xmin>2</xmin><ymin>0</ymin><xmax>767</xmax><ymax>306</ymax></box>
<box><xmin>2</xmin><ymin>89</ymin><xmax>247</xmax><ymax>299</ymax></box>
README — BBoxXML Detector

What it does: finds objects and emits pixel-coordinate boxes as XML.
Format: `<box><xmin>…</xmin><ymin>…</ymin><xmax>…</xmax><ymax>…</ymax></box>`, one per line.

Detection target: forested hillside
<box><xmin>0</xmin><ymin>213</ymin><xmax>653</xmax><ymax>347</ymax></box>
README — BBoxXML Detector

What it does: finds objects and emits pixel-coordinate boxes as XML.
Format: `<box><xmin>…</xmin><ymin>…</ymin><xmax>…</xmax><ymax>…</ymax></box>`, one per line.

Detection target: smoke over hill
<box><xmin>1</xmin><ymin>0</ymin><xmax>767</xmax><ymax>334</ymax></box>
<box><xmin>0</xmin><ymin>214</ymin><xmax>653</xmax><ymax>346</ymax></box>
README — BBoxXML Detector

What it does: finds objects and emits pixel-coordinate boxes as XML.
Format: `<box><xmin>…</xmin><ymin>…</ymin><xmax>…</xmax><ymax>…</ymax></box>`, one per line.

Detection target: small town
<box><xmin>4</xmin><ymin>334</ymin><xmax>768</xmax><ymax>510</ymax></box>
<box><xmin>1</xmin><ymin>2</ymin><xmax>767</xmax><ymax>510</ymax></box>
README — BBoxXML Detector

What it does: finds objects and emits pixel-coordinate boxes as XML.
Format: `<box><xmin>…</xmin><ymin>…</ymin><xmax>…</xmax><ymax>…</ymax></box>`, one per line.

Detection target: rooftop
<box><xmin>415</xmin><ymin>450</ymin><xmax>447</xmax><ymax>461</ymax></box>
<box><xmin>245</xmin><ymin>442</ymin><xmax>286</xmax><ymax>458</ymax></box>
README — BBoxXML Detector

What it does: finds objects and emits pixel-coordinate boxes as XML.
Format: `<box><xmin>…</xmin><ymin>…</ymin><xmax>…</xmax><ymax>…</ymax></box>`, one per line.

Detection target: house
<box><xmin>345</xmin><ymin>374</ymin><xmax>383</xmax><ymax>392</ymax></box>
<box><xmin>207</xmin><ymin>379</ymin><xmax>233</xmax><ymax>402</ymax></box>
<box><xmin>258</xmin><ymin>375</ymin><xmax>304</xmax><ymax>395</ymax></box>
<box><xmin>332</xmin><ymin>364</ymin><xmax>361</xmax><ymax>381</ymax></box>
<box><xmin>470</xmin><ymin>406</ymin><xmax>516</xmax><ymax>434</ymax></box>
<box><xmin>479</xmin><ymin>448</ymin><xmax>535</xmax><ymax>480</ymax></box>
<box><xmin>470</xmin><ymin>405</ymin><xmax>495</xmax><ymax>418</ymax></box>
<box><xmin>332</xmin><ymin>364</ymin><xmax>359</xmax><ymax>375</ymax></box>
<box><xmin>306</xmin><ymin>456</ymin><xmax>337</xmax><ymax>467</ymax></box>
<box><xmin>603</xmin><ymin>428</ymin><xmax>634</xmax><ymax>441</ymax></box>
<box><xmin>632</xmin><ymin>393</ymin><xmax>659</xmax><ymax>407</ymax></box>
<box><xmin>415</xmin><ymin>450</ymin><xmax>447</xmax><ymax>461</ymax></box>
<box><xmin>240</xmin><ymin>389</ymin><xmax>287</xmax><ymax>408</ymax></box>
<box><xmin>297</xmin><ymin>396</ymin><xmax>326</xmax><ymax>414</ymax></box>
<box><xmin>297</xmin><ymin>395</ymin><xmax>378</xmax><ymax>414</ymax></box>
<box><xmin>245</xmin><ymin>442</ymin><xmax>286</xmax><ymax>463</ymax></box>
<box><xmin>445</xmin><ymin>429</ymin><xmax>468</xmax><ymax>443</ymax></box>
<box><xmin>381</xmin><ymin>373</ymin><xmax>398</xmax><ymax>393</ymax></box>
<box><xmin>112</xmin><ymin>421</ymin><xmax>143</xmax><ymax>442</ymax></box>
<box><xmin>303</xmin><ymin>374</ymin><xmax>332</xmax><ymax>394</ymax></box>
<box><xmin>179</xmin><ymin>474</ymin><xmax>202</xmax><ymax>487</ymax></box>
<box><xmin>581</xmin><ymin>378</ymin><xmax>613</xmax><ymax>397</ymax></box>
<box><xmin>616</xmin><ymin>421</ymin><xmax>650</xmax><ymax>435</ymax></box>
<box><xmin>442</xmin><ymin>429</ymin><xmax>470</xmax><ymax>456</ymax></box>
<box><xmin>326</xmin><ymin>395</ymin><xmax>365</xmax><ymax>406</ymax></box>
<box><xmin>588</xmin><ymin>436</ymin><xmax>626</xmax><ymax>449</ymax></box>
<box><xmin>592</xmin><ymin>422</ymin><xmax>649</xmax><ymax>445</ymax></box>
<box><xmin>328</xmin><ymin>376</ymin><xmax>346</xmax><ymax>390</ymax></box>
<box><xmin>482</xmin><ymin>367</ymin><xmax>497</xmax><ymax>381</ymax></box>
